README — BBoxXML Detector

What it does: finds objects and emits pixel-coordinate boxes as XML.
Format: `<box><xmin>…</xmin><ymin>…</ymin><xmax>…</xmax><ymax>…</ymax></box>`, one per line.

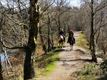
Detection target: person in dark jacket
<box><xmin>67</xmin><ymin>30</ymin><xmax>75</xmax><ymax>50</ymax></box>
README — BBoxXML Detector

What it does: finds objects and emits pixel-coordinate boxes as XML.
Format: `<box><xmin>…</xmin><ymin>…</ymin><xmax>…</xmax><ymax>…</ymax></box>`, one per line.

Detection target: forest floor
<box><xmin>36</xmin><ymin>32</ymin><xmax>102</xmax><ymax>80</ymax></box>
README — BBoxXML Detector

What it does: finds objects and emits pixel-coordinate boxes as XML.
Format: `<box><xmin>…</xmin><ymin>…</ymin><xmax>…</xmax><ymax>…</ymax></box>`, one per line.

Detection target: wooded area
<box><xmin>0</xmin><ymin>0</ymin><xmax>107</xmax><ymax>80</ymax></box>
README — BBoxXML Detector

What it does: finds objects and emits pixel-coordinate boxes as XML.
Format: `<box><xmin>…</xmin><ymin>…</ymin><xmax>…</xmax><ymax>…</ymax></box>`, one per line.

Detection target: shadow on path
<box><xmin>53</xmin><ymin>49</ymin><xmax>65</xmax><ymax>52</ymax></box>
<box><xmin>59</xmin><ymin>59</ymin><xmax>92</xmax><ymax>62</ymax></box>
<box><xmin>53</xmin><ymin>48</ymin><xmax>70</xmax><ymax>52</ymax></box>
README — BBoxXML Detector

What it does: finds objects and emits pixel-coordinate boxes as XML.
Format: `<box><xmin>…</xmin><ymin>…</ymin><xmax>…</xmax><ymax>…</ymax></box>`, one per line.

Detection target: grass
<box><xmin>35</xmin><ymin>49</ymin><xmax>60</xmax><ymax>77</ymax></box>
<box><xmin>36</xmin><ymin>61</ymin><xmax>57</xmax><ymax>77</ymax></box>
<box><xmin>76</xmin><ymin>32</ymin><xmax>89</xmax><ymax>49</ymax></box>
<box><xmin>42</xmin><ymin>61</ymin><xmax>56</xmax><ymax>75</ymax></box>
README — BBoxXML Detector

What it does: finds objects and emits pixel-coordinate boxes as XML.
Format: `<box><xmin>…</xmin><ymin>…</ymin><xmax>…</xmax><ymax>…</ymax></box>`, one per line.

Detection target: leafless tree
<box><xmin>80</xmin><ymin>0</ymin><xmax>107</xmax><ymax>62</ymax></box>
<box><xmin>0</xmin><ymin>0</ymin><xmax>39</xmax><ymax>79</ymax></box>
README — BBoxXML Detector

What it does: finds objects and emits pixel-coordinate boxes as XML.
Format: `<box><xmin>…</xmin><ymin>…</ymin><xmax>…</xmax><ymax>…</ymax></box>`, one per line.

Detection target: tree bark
<box><xmin>47</xmin><ymin>15</ymin><xmax>52</xmax><ymax>51</ymax></box>
<box><xmin>39</xmin><ymin>26</ymin><xmax>47</xmax><ymax>54</ymax></box>
<box><xmin>24</xmin><ymin>0</ymin><xmax>39</xmax><ymax>79</ymax></box>
<box><xmin>90</xmin><ymin>0</ymin><xmax>97</xmax><ymax>62</ymax></box>
<box><xmin>58</xmin><ymin>15</ymin><xmax>61</xmax><ymax>35</ymax></box>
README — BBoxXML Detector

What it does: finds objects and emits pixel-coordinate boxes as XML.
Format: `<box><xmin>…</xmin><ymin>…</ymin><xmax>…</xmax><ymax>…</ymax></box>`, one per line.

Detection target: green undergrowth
<box><xmin>76</xmin><ymin>32</ymin><xmax>89</xmax><ymax>49</ymax></box>
<box><xmin>35</xmin><ymin>48</ymin><xmax>60</xmax><ymax>77</ymax></box>
<box><xmin>74</xmin><ymin>63</ymin><xmax>101</xmax><ymax>80</ymax></box>
<box><xmin>72</xmin><ymin>60</ymin><xmax>107</xmax><ymax>80</ymax></box>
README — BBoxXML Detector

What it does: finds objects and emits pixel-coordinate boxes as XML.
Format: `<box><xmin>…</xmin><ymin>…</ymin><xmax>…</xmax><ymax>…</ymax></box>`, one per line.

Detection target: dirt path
<box><xmin>36</xmin><ymin>32</ymin><xmax>101</xmax><ymax>80</ymax></box>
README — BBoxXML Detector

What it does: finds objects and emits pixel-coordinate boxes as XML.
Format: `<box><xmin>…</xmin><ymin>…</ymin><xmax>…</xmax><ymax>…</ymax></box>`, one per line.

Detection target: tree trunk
<box><xmin>90</xmin><ymin>0</ymin><xmax>97</xmax><ymax>62</ymax></box>
<box><xmin>0</xmin><ymin>57</ymin><xmax>3</xmax><ymax>80</ymax></box>
<box><xmin>39</xmin><ymin>26</ymin><xmax>47</xmax><ymax>54</ymax></box>
<box><xmin>47</xmin><ymin>15</ymin><xmax>52</xmax><ymax>51</ymax></box>
<box><xmin>24</xmin><ymin>0</ymin><xmax>39</xmax><ymax>79</ymax></box>
<box><xmin>57</xmin><ymin>5</ymin><xmax>61</xmax><ymax>36</ymax></box>
<box><xmin>51</xmin><ymin>32</ymin><xmax>54</xmax><ymax>49</ymax></box>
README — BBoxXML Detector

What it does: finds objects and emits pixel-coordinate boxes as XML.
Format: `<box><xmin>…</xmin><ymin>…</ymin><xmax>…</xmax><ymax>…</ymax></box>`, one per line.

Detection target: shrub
<box><xmin>75</xmin><ymin>63</ymin><xmax>101</xmax><ymax>80</ymax></box>
<box><xmin>76</xmin><ymin>32</ymin><xmax>89</xmax><ymax>49</ymax></box>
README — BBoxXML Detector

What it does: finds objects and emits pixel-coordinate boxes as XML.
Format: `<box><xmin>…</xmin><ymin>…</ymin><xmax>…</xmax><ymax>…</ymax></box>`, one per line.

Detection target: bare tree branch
<box><xmin>40</xmin><ymin>0</ymin><xmax>55</xmax><ymax>17</ymax></box>
<box><xmin>0</xmin><ymin>39</ymin><xmax>24</xmax><ymax>49</ymax></box>
<box><xmin>94</xmin><ymin>1</ymin><xmax>107</xmax><ymax>14</ymax></box>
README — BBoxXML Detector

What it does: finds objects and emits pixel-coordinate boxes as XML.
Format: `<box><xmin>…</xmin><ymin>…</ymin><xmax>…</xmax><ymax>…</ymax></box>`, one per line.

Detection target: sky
<box><xmin>70</xmin><ymin>0</ymin><xmax>81</xmax><ymax>7</ymax></box>
<box><xmin>1</xmin><ymin>0</ymin><xmax>81</xmax><ymax>8</ymax></box>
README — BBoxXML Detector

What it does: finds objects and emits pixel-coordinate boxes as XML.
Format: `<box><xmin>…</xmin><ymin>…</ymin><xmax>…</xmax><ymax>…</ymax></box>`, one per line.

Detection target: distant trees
<box><xmin>38</xmin><ymin>0</ymin><xmax>55</xmax><ymax>52</ymax></box>
<box><xmin>38</xmin><ymin>0</ymin><xmax>78</xmax><ymax>50</ymax></box>
<box><xmin>80</xmin><ymin>0</ymin><xmax>107</xmax><ymax>61</ymax></box>
<box><xmin>54</xmin><ymin>0</ymin><xmax>70</xmax><ymax>35</ymax></box>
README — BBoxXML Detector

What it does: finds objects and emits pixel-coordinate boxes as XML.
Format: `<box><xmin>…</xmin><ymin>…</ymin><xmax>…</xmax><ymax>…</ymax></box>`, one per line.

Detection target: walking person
<box><xmin>67</xmin><ymin>30</ymin><xmax>75</xmax><ymax>50</ymax></box>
